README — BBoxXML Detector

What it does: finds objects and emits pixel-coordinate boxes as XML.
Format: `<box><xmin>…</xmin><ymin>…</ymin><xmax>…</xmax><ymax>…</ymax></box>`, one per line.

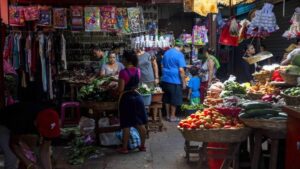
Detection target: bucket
<box><xmin>141</xmin><ymin>94</ymin><xmax>152</xmax><ymax>106</ymax></box>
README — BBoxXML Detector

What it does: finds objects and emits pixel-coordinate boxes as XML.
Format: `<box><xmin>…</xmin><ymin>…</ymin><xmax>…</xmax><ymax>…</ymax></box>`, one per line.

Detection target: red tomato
<box><xmin>204</xmin><ymin>123</ymin><xmax>213</xmax><ymax>129</ymax></box>
<box><xmin>223</xmin><ymin>125</ymin><xmax>232</xmax><ymax>129</ymax></box>
<box><xmin>190</xmin><ymin>114</ymin><xmax>196</xmax><ymax>119</ymax></box>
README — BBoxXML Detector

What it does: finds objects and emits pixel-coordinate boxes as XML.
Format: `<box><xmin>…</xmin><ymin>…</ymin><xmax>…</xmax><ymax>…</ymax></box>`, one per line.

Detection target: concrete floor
<box><xmin>53</xmin><ymin>121</ymin><xmax>198</xmax><ymax>169</ymax></box>
<box><xmin>0</xmin><ymin>120</ymin><xmax>199</xmax><ymax>169</ymax></box>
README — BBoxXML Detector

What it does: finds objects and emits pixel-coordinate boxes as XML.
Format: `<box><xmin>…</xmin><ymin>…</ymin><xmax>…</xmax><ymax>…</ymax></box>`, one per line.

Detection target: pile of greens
<box><xmin>221</xmin><ymin>81</ymin><xmax>246</xmax><ymax>98</ymax></box>
<box><xmin>181</xmin><ymin>104</ymin><xmax>205</xmax><ymax>110</ymax></box>
<box><xmin>137</xmin><ymin>83</ymin><xmax>154</xmax><ymax>95</ymax></box>
<box><xmin>78</xmin><ymin>77</ymin><xmax>118</xmax><ymax>101</ymax></box>
<box><xmin>67</xmin><ymin>136</ymin><xmax>99</xmax><ymax>165</ymax></box>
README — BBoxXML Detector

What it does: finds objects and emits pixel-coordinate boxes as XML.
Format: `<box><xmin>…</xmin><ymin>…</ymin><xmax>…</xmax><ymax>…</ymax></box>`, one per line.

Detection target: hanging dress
<box><xmin>118</xmin><ymin>68</ymin><xmax>147</xmax><ymax>129</ymax></box>
<box><xmin>282</xmin><ymin>7</ymin><xmax>300</xmax><ymax>39</ymax></box>
<box><xmin>247</xmin><ymin>3</ymin><xmax>279</xmax><ymax>38</ymax></box>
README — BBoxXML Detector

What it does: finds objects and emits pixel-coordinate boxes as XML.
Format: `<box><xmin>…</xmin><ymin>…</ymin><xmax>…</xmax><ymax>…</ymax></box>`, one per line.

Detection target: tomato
<box><xmin>190</xmin><ymin>123</ymin><xmax>197</xmax><ymax>129</ymax></box>
<box><xmin>195</xmin><ymin>120</ymin><xmax>203</xmax><ymax>126</ymax></box>
<box><xmin>179</xmin><ymin>122</ymin><xmax>184</xmax><ymax>128</ymax></box>
<box><xmin>183</xmin><ymin>123</ymin><xmax>191</xmax><ymax>129</ymax></box>
<box><xmin>215</xmin><ymin>118</ymin><xmax>225</xmax><ymax>125</ymax></box>
<box><xmin>190</xmin><ymin>114</ymin><xmax>196</xmax><ymax>119</ymax></box>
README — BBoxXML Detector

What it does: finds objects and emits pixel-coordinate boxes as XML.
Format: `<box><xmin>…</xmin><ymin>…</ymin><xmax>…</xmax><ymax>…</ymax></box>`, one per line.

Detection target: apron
<box><xmin>118</xmin><ymin>68</ymin><xmax>147</xmax><ymax>128</ymax></box>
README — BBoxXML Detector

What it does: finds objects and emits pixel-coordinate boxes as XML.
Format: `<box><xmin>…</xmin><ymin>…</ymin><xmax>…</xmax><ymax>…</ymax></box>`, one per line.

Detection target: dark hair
<box><xmin>203</xmin><ymin>46</ymin><xmax>215</xmax><ymax>55</ymax></box>
<box><xmin>123</xmin><ymin>50</ymin><xmax>138</xmax><ymax>67</ymax></box>
<box><xmin>244</xmin><ymin>44</ymin><xmax>254</xmax><ymax>51</ymax></box>
<box><xmin>260</xmin><ymin>44</ymin><xmax>266</xmax><ymax>50</ymax></box>
<box><xmin>297</xmin><ymin>38</ymin><xmax>300</xmax><ymax>44</ymax></box>
<box><xmin>92</xmin><ymin>46</ymin><xmax>102</xmax><ymax>52</ymax></box>
<box><xmin>189</xmin><ymin>66</ymin><xmax>199</xmax><ymax>76</ymax></box>
<box><xmin>108</xmin><ymin>51</ymin><xmax>116</xmax><ymax>57</ymax></box>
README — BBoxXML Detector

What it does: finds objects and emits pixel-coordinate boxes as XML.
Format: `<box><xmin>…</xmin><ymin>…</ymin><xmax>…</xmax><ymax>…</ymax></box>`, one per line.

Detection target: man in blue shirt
<box><xmin>161</xmin><ymin>40</ymin><xmax>186</xmax><ymax>122</ymax></box>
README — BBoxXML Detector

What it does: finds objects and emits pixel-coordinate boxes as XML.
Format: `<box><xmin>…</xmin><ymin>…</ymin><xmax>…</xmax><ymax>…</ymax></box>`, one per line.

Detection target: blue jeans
<box><xmin>0</xmin><ymin>125</ymin><xmax>18</xmax><ymax>169</ymax></box>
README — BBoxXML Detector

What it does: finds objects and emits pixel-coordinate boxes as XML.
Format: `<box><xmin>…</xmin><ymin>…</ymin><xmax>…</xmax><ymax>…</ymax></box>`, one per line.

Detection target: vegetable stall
<box><xmin>178</xmin><ymin>60</ymin><xmax>300</xmax><ymax>168</ymax></box>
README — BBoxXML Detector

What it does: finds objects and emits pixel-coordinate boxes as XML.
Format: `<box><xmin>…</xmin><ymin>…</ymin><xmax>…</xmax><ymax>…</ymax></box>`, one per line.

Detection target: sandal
<box><xmin>117</xmin><ymin>148</ymin><xmax>129</xmax><ymax>154</ymax></box>
<box><xmin>138</xmin><ymin>146</ymin><xmax>146</xmax><ymax>152</ymax></box>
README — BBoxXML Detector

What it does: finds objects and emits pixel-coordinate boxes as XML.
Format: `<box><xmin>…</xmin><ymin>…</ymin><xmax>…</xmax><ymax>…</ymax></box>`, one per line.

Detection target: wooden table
<box><xmin>81</xmin><ymin>101</ymin><xmax>120</xmax><ymax>145</ymax></box>
<box><xmin>250</xmin><ymin>129</ymin><xmax>286</xmax><ymax>169</ymax></box>
<box><xmin>283</xmin><ymin>106</ymin><xmax>300</xmax><ymax>169</ymax></box>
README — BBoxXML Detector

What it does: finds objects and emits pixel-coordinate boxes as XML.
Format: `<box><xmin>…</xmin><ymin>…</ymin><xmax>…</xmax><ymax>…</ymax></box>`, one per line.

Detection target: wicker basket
<box><xmin>240</xmin><ymin>118</ymin><xmax>286</xmax><ymax>130</ymax></box>
<box><xmin>151</xmin><ymin>92</ymin><xmax>163</xmax><ymax>103</ymax></box>
<box><xmin>281</xmin><ymin>92</ymin><xmax>300</xmax><ymax>106</ymax></box>
<box><xmin>178</xmin><ymin>127</ymin><xmax>251</xmax><ymax>143</ymax></box>
<box><xmin>247</xmin><ymin>92</ymin><xmax>264</xmax><ymax>100</ymax></box>
<box><xmin>279</xmin><ymin>71</ymin><xmax>299</xmax><ymax>85</ymax></box>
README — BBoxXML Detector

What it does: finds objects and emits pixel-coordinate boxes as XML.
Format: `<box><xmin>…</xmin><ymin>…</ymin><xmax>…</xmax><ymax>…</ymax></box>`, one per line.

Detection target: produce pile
<box><xmin>238</xmin><ymin>101</ymin><xmax>287</xmax><ymax>120</ymax></box>
<box><xmin>181</xmin><ymin>104</ymin><xmax>205</xmax><ymax>111</ymax></box>
<box><xmin>204</xmin><ymin>82</ymin><xmax>224</xmax><ymax>106</ymax></box>
<box><xmin>283</xmin><ymin>87</ymin><xmax>300</xmax><ymax>96</ymax></box>
<box><xmin>67</xmin><ymin>136</ymin><xmax>99</xmax><ymax>165</ymax></box>
<box><xmin>58</xmin><ymin>70</ymin><xmax>96</xmax><ymax>84</ymax></box>
<box><xmin>220</xmin><ymin>80</ymin><xmax>247</xmax><ymax>98</ymax></box>
<box><xmin>178</xmin><ymin>108</ymin><xmax>245</xmax><ymax>130</ymax></box>
<box><xmin>247</xmin><ymin>83</ymin><xmax>279</xmax><ymax>95</ymax></box>
<box><xmin>78</xmin><ymin>76</ymin><xmax>119</xmax><ymax>101</ymax></box>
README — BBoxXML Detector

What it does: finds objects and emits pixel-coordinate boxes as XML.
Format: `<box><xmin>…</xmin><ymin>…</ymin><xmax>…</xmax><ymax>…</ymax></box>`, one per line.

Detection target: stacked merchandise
<box><xmin>282</xmin><ymin>7</ymin><xmax>300</xmax><ymax>39</ymax></box>
<box><xmin>8</xmin><ymin>5</ymin><xmax>146</xmax><ymax>34</ymax></box>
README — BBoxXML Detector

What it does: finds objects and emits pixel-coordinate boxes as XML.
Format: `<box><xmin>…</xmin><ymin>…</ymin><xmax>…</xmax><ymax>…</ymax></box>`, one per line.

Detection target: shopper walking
<box><xmin>100</xmin><ymin>52</ymin><xmax>124</xmax><ymax>77</ymax></box>
<box><xmin>161</xmin><ymin>41</ymin><xmax>186</xmax><ymax>122</ymax></box>
<box><xmin>0</xmin><ymin>101</ymin><xmax>60</xmax><ymax>169</ymax></box>
<box><xmin>117</xmin><ymin>50</ymin><xmax>147</xmax><ymax>154</ymax></box>
<box><xmin>136</xmin><ymin>48</ymin><xmax>159</xmax><ymax>88</ymax></box>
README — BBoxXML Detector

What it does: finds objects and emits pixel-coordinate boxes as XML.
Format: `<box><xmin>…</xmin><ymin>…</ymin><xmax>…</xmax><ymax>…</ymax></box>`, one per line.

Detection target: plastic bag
<box><xmin>79</xmin><ymin>116</ymin><xmax>95</xmax><ymax>136</ymax></box>
<box><xmin>116</xmin><ymin>127</ymin><xmax>141</xmax><ymax>150</ymax></box>
<box><xmin>98</xmin><ymin>117</ymin><xmax>122</xmax><ymax>146</ymax></box>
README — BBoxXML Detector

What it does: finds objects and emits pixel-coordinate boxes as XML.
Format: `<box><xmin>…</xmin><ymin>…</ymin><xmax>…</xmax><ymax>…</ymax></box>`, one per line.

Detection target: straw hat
<box><xmin>285</xmin><ymin>44</ymin><xmax>297</xmax><ymax>53</ymax></box>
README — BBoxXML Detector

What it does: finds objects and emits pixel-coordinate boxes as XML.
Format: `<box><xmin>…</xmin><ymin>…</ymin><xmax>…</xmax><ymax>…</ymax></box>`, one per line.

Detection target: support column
<box><xmin>0</xmin><ymin>19</ymin><xmax>4</xmax><ymax>108</ymax></box>
<box><xmin>208</xmin><ymin>13</ymin><xmax>217</xmax><ymax>50</ymax></box>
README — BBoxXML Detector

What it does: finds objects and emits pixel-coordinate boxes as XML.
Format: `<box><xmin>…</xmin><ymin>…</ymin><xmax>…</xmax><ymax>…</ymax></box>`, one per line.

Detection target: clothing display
<box><xmin>53</xmin><ymin>8</ymin><xmax>67</xmax><ymax>29</ymax></box>
<box><xmin>24</xmin><ymin>6</ymin><xmax>39</xmax><ymax>21</ymax></box>
<box><xmin>100</xmin><ymin>6</ymin><xmax>117</xmax><ymax>31</ymax></box>
<box><xmin>127</xmin><ymin>7</ymin><xmax>144</xmax><ymax>33</ymax></box>
<box><xmin>282</xmin><ymin>7</ymin><xmax>300</xmax><ymax>39</ymax></box>
<box><xmin>193</xmin><ymin>25</ymin><xmax>208</xmax><ymax>46</ymax></box>
<box><xmin>85</xmin><ymin>7</ymin><xmax>101</xmax><ymax>32</ymax></box>
<box><xmin>2</xmin><ymin>31</ymin><xmax>65</xmax><ymax>100</ymax></box>
<box><xmin>219</xmin><ymin>19</ymin><xmax>240</xmax><ymax>47</ymax></box>
<box><xmin>247</xmin><ymin>3</ymin><xmax>279</xmax><ymax>38</ymax></box>
<box><xmin>117</xmin><ymin>8</ymin><xmax>130</xmax><ymax>33</ymax></box>
<box><xmin>9</xmin><ymin>6</ymin><xmax>25</xmax><ymax>26</ymax></box>
<box><xmin>38</xmin><ymin>6</ymin><xmax>52</xmax><ymax>26</ymax></box>
<box><xmin>70</xmin><ymin>6</ymin><xmax>84</xmax><ymax>31</ymax></box>
<box><xmin>131</xmin><ymin>34</ymin><xmax>173</xmax><ymax>49</ymax></box>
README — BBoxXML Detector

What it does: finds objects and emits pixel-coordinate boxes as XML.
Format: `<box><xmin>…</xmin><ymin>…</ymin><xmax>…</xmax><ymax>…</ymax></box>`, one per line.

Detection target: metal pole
<box><xmin>0</xmin><ymin>18</ymin><xmax>4</xmax><ymax>108</ymax></box>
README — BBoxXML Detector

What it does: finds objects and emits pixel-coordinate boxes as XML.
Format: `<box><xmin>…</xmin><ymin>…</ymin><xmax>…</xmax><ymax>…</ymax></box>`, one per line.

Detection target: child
<box><xmin>187</xmin><ymin>66</ymin><xmax>201</xmax><ymax>105</ymax></box>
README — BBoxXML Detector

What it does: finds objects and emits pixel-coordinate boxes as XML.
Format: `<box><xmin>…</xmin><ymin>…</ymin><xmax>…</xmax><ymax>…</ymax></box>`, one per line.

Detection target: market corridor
<box><xmin>0</xmin><ymin>121</ymin><xmax>198</xmax><ymax>169</ymax></box>
<box><xmin>55</xmin><ymin>121</ymin><xmax>197</xmax><ymax>169</ymax></box>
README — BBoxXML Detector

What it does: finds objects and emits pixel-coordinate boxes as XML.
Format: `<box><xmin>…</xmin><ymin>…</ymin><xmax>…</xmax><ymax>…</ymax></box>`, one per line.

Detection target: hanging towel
<box><xmin>39</xmin><ymin>33</ymin><xmax>48</xmax><ymax>92</ymax></box>
<box><xmin>61</xmin><ymin>34</ymin><xmax>67</xmax><ymax>70</ymax></box>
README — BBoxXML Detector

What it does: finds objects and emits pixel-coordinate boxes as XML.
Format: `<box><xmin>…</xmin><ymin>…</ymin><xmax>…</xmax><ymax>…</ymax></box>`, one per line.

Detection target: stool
<box><xmin>60</xmin><ymin>101</ymin><xmax>81</xmax><ymax>127</ymax></box>
<box><xmin>147</xmin><ymin>102</ymin><xmax>163</xmax><ymax>133</ymax></box>
<box><xmin>251</xmin><ymin>129</ymin><xmax>286</xmax><ymax>169</ymax></box>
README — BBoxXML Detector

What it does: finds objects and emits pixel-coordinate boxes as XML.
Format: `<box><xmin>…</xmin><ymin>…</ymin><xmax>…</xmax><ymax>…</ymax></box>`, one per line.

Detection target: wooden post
<box><xmin>208</xmin><ymin>13</ymin><xmax>217</xmax><ymax>50</ymax></box>
<box><xmin>0</xmin><ymin>19</ymin><xmax>4</xmax><ymax>108</ymax></box>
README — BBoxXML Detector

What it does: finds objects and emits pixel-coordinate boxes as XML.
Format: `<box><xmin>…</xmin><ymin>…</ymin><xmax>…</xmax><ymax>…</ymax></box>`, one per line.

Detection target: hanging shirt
<box><xmin>39</xmin><ymin>33</ymin><xmax>48</xmax><ymax>92</ymax></box>
<box><xmin>13</xmin><ymin>33</ymin><xmax>20</xmax><ymax>70</ymax></box>
<box><xmin>61</xmin><ymin>34</ymin><xmax>67</xmax><ymax>70</ymax></box>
